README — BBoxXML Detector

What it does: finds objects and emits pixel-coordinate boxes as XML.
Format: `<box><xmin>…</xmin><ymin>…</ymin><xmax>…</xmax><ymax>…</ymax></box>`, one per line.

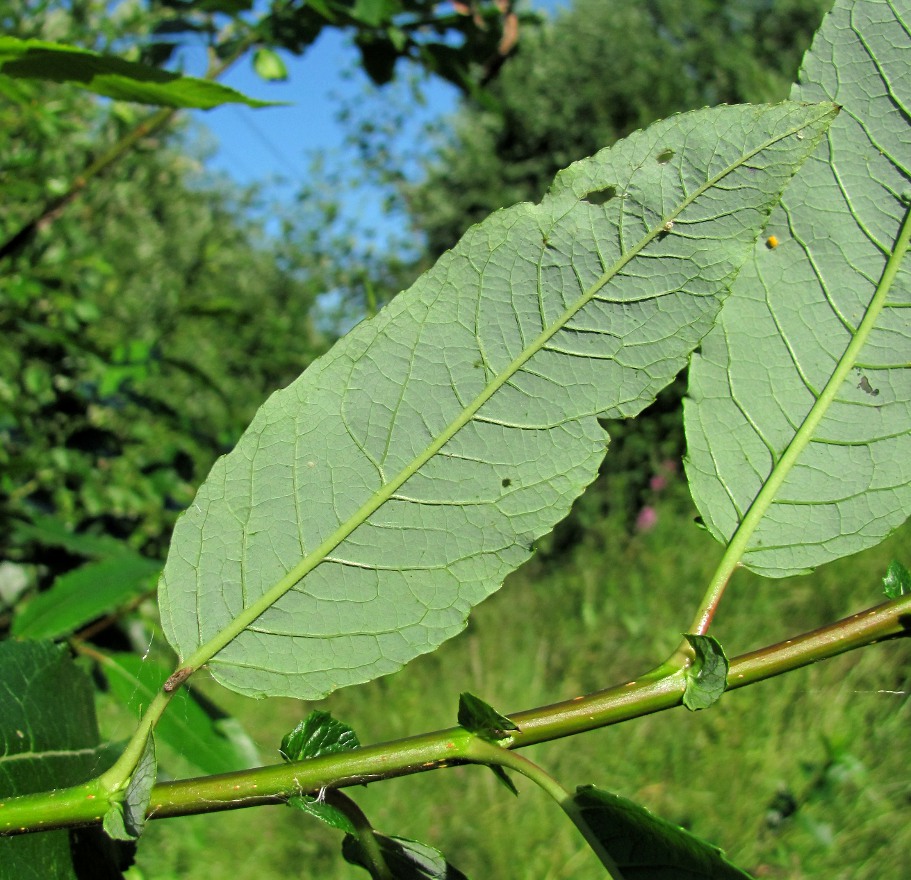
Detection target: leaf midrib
<box><xmin>183</xmin><ymin>108</ymin><xmax>829</xmax><ymax>671</ymax></box>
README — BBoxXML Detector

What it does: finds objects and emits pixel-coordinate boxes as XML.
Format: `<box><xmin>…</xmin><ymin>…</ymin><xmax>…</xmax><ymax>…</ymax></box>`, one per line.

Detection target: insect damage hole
<box><xmin>582</xmin><ymin>185</ymin><xmax>618</xmax><ymax>206</ymax></box>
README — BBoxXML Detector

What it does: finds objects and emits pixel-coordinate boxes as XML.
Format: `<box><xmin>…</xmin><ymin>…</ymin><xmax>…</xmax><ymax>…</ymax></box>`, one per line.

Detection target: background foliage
<box><xmin>1</xmin><ymin>1</ymin><xmax>908</xmax><ymax>878</ymax></box>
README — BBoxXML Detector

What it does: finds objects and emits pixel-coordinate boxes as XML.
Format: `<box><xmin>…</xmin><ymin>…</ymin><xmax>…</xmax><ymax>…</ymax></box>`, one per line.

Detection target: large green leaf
<box><xmin>159</xmin><ymin>101</ymin><xmax>836</xmax><ymax>699</ymax></box>
<box><xmin>0</xmin><ymin>37</ymin><xmax>278</xmax><ymax>109</ymax></box>
<box><xmin>684</xmin><ymin>0</ymin><xmax>911</xmax><ymax>577</ymax></box>
<box><xmin>0</xmin><ymin>641</ymin><xmax>115</xmax><ymax>878</ymax></box>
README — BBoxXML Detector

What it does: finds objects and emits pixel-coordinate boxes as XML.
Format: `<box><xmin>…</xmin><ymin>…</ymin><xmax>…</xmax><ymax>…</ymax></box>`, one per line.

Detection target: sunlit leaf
<box><xmin>159</xmin><ymin>101</ymin><xmax>836</xmax><ymax>699</ymax></box>
<box><xmin>280</xmin><ymin>710</ymin><xmax>361</xmax><ymax>762</ymax></box>
<box><xmin>685</xmin><ymin>0</ymin><xmax>911</xmax><ymax>577</ymax></box>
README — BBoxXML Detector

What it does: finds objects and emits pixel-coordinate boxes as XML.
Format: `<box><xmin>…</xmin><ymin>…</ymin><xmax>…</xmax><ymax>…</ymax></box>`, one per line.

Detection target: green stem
<box><xmin>686</xmin><ymin>204</ymin><xmax>911</xmax><ymax>638</ymax></box>
<box><xmin>2</xmin><ymin>594</ymin><xmax>907</xmax><ymax>835</ymax></box>
<box><xmin>323</xmin><ymin>791</ymin><xmax>393</xmax><ymax>880</ymax></box>
<box><xmin>464</xmin><ymin>739</ymin><xmax>624</xmax><ymax>878</ymax></box>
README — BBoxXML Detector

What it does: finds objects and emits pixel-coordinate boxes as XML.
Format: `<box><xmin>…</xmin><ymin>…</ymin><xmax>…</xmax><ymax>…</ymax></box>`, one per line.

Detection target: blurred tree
<box><xmin>0</xmin><ymin>75</ymin><xmax>330</xmax><ymax>569</ymax></box>
<box><xmin>407</xmin><ymin>0</ymin><xmax>831</xmax><ymax>257</ymax></box>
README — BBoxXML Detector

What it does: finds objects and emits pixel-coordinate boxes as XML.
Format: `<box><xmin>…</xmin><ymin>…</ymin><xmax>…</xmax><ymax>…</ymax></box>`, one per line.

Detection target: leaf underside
<box><xmin>159</xmin><ymin>101</ymin><xmax>835</xmax><ymax>699</ymax></box>
<box><xmin>685</xmin><ymin>0</ymin><xmax>911</xmax><ymax>577</ymax></box>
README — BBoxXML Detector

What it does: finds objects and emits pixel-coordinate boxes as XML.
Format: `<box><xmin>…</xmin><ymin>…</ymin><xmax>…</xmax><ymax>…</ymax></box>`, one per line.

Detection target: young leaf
<box><xmin>0</xmin><ymin>642</ymin><xmax>113</xmax><ymax>875</ymax></box>
<box><xmin>883</xmin><ymin>560</ymin><xmax>911</xmax><ymax>599</ymax></box>
<box><xmin>342</xmin><ymin>833</ymin><xmax>471</xmax><ymax>880</ymax></box>
<box><xmin>287</xmin><ymin>794</ymin><xmax>357</xmax><ymax>834</ymax></box>
<box><xmin>0</xmin><ymin>36</ymin><xmax>279</xmax><ymax>109</ymax></box>
<box><xmin>280</xmin><ymin>710</ymin><xmax>361</xmax><ymax>762</ymax></box>
<box><xmin>100</xmin><ymin>653</ymin><xmax>259</xmax><ymax>776</ymax></box>
<box><xmin>102</xmin><ymin>735</ymin><xmax>156</xmax><ymax>841</ymax></box>
<box><xmin>159</xmin><ymin>101</ymin><xmax>837</xmax><ymax>700</ymax></box>
<box><xmin>572</xmin><ymin>786</ymin><xmax>753</xmax><ymax>879</ymax></box>
<box><xmin>12</xmin><ymin>555</ymin><xmax>160</xmax><ymax>641</ymax></box>
<box><xmin>684</xmin><ymin>0</ymin><xmax>911</xmax><ymax>577</ymax></box>
<box><xmin>682</xmin><ymin>635</ymin><xmax>728</xmax><ymax>711</ymax></box>
<box><xmin>252</xmin><ymin>47</ymin><xmax>288</xmax><ymax>82</ymax></box>
<box><xmin>457</xmin><ymin>691</ymin><xmax>519</xmax><ymax>741</ymax></box>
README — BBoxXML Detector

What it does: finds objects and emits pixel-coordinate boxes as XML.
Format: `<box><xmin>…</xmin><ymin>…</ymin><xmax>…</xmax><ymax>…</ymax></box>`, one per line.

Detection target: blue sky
<box><xmin>190</xmin><ymin>0</ymin><xmax>569</xmax><ymax>220</ymax></box>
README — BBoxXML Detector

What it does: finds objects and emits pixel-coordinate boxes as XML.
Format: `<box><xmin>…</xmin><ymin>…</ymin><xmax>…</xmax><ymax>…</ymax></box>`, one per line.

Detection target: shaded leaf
<box><xmin>11</xmin><ymin>514</ymin><xmax>130</xmax><ymax>559</ymax></box>
<box><xmin>280</xmin><ymin>710</ymin><xmax>361</xmax><ymax>762</ymax></box>
<box><xmin>883</xmin><ymin>559</ymin><xmax>911</xmax><ymax>599</ymax></box>
<box><xmin>159</xmin><ymin>102</ymin><xmax>836</xmax><ymax>700</ymax></box>
<box><xmin>342</xmin><ymin>833</ymin><xmax>471</xmax><ymax>880</ymax></box>
<box><xmin>487</xmin><ymin>763</ymin><xmax>519</xmax><ymax>797</ymax></box>
<box><xmin>287</xmin><ymin>794</ymin><xmax>357</xmax><ymax>834</ymax></box>
<box><xmin>573</xmin><ymin>785</ymin><xmax>753</xmax><ymax>879</ymax></box>
<box><xmin>0</xmin><ymin>641</ymin><xmax>114</xmax><ymax>876</ymax></box>
<box><xmin>684</xmin><ymin>0</ymin><xmax>911</xmax><ymax>577</ymax></box>
<box><xmin>100</xmin><ymin>652</ymin><xmax>258</xmax><ymax>776</ymax></box>
<box><xmin>0</xmin><ymin>36</ymin><xmax>279</xmax><ymax>109</ymax></box>
<box><xmin>12</xmin><ymin>555</ymin><xmax>160</xmax><ymax>641</ymax></box>
<box><xmin>682</xmin><ymin>635</ymin><xmax>728</xmax><ymax>711</ymax></box>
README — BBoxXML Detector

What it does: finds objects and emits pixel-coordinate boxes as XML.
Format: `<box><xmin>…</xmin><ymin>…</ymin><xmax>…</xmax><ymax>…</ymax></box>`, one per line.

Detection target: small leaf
<box><xmin>287</xmin><ymin>794</ymin><xmax>356</xmax><ymax>834</ymax></box>
<box><xmin>342</xmin><ymin>833</ymin><xmax>471</xmax><ymax>880</ymax></box>
<box><xmin>573</xmin><ymin>785</ymin><xmax>754</xmax><ymax>879</ymax></box>
<box><xmin>252</xmin><ymin>47</ymin><xmax>287</xmax><ymax>81</ymax></box>
<box><xmin>457</xmin><ymin>692</ymin><xmax>519</xmax><ymax>742</ymax></box>
<box><xmin>683</xmin><ymin>635</ymin><xmax>728</xmax><ymax>711</ymax></box>
<box><xmin>488</xmin><ymin>764</ymin><xmax>519</xmax><ymax>797</ymax></box>
<box><xmin>280</xmin><ymin>710</ymin><xmax>361</xmax><ymax>762</ymax></box>
<box><xmin>0</xmin><ymin>36</ymin><xmax>279</xmax><ymax>109</ymax></box>
<box><xmin>883</xmin><ymin>560</ymin><xmax>911</xmax><ymax>599</ymax></box>
<box><xmin>12</xmin><ymin>555</ymin><xmax>160</xmax><ymax>640</ymax></box>
<box><xmin>103</xmin><ymin>735</ymin><xmax>156</xmax><ymax>841</ymax></box>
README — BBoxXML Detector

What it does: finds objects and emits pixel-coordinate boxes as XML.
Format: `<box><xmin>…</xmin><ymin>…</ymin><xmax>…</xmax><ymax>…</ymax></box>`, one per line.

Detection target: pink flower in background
<box><xmin>649</xmin><ymin>473</ymin><xmax>667</xmax><ymax>492</ymax></box>
<box><xmin>635</xmin><ymin>505</ymin><xmax>658</xmax><ymax>532</ymax></box>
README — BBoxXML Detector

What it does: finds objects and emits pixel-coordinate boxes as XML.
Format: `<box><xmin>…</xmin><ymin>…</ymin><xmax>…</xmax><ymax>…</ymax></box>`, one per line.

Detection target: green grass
<box><xmin>126</xmin><ymin>484</ymin><xmax>911</xmax><ymax>879</ymax></box>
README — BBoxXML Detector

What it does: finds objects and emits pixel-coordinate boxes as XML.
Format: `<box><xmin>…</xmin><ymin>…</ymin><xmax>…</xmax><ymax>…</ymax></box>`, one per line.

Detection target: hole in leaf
<box><xmin>501</xmin><ymin>478</ymin><xmax>512</xmax><ymax>488</ymax></box>
<box><xmin>656</xmin><ymin>148</ymin><xmax>674</xmax><ymax>164</ymax></box>
<box><xmin>858</xmin><ymin>375</ymin><xmax>880</xmax><ymax>397</ymax></box>
<box><xmin>583</xmin><ymin>185</ymin><xmax>617</xmax><ymax>205</ymax></box>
